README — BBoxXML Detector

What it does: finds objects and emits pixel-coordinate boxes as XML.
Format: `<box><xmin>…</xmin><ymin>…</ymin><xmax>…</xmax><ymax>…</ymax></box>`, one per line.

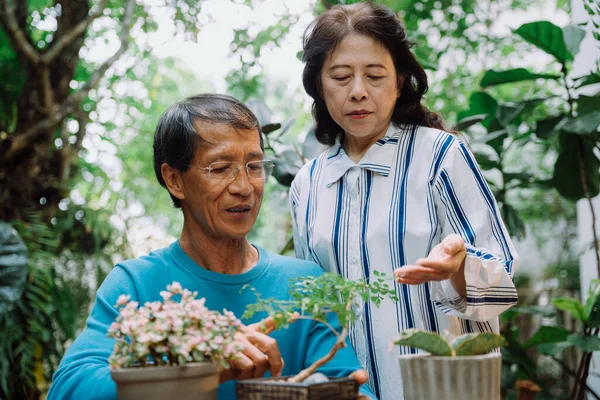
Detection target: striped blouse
<box><xmin>289</xmin><ymin>124</ymin><xmax>519</xmax><ymax>400</ymax></box>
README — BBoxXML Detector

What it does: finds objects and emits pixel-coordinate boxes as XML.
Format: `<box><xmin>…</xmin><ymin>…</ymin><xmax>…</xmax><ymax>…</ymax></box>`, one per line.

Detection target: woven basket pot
<box><xmin>236</xmin><ymin>376</ymin><xmax>358</xmax><ymax>400</ymax></box>
<box><xmin>110</xmin><ymin>362</ymin><xmax>220</xmax><ymax>400</ymax></box>
<box><xmin>399</xmin><ymin>352</ymin><xmax>502</xmax><ymax>400</ymax></box>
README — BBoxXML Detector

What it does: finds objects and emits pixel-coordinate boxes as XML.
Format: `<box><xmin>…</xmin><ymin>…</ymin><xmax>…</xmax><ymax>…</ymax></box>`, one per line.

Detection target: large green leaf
<box><xmin>552</xmin><ymin>132</ymin><xmax>600</xmax><ymax>201</ymax></box>
<box><xmin>567</xmin><ymin>333</ymin><xmax>600</xmax><ymax>352</ymax></box>
<box><xmin>574</xmin><ymin>73</ymin><xmax>600</xmax><ymax>88</ymax></box>
<box><xmin>502</xmin><ymin>203</ymin><xmax>526</xmax><ymax>239</ymax></box>
<box><xmin>561</xmin><ymin>111</ymin><xmax>600</xmax><ymax>135</ymax></box>
<box><xmin>562</xmin><ymin>25</ymin><xmax>587</xmax><ymax>58</ymax></box>
<box><xmin>453</xmin><ymin>114</ymin><xmax>488</xmax><ymax>131</ymax></box>
<box><xmin>480</xmin><ymin>68</ymin><xmax>560</xmax><ymax>87</ymax></box>
<box><xmin>524</xmin><ymin>326</ymin><xmax>570</xmax><ymax>348</ymax></box>
<box><xmin>392</xmin><ymin>329</ymin><xmax>452</xmax><ymax>356</ymax></box>
<box><xmin>271</xmin><ymin>149</ymin><xmax>303</xmax><ymax>187</ymax></box>
<box><xmin>514</xmin><ymin>21</ymin><xmax>573</xmax><ymax>63</ymax></box>
<box><xmin>584</xmin><ymin>279</ymin><xmax>600</xmax><ymax>327</ymax></box>
<box><xmin>458</xmin><ymin>92</ymin><xmax>498</xmax><ymax>129</ymax></box>
<box><xmin>537</xmin><ymin>341</ymin><xmax>573</xmax><ymax>356</ymax></box>
<box><xmin>0</xmin><ymin>222</ymin><xmax>28</xmax><ymax>317</ymax></box>
<box><xmin>577</xmin><ymin>95</ymin><xmax>600</xmax><ymax>115</ymax></box>
<box><xmin>535</xmin><ymin>115</ymin><xmax>565</xmax><ymax>139</ymax></box>
<box><xmin>552</xmin><ymin>296</ymin><xmax>586</xmax><ymax>321</ymax></box>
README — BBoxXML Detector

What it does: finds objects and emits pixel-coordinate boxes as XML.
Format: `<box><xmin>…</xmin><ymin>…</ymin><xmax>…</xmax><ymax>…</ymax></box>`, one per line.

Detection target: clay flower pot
<box><xmin>398</xmin><ymin>352</ymin><xmax>502</xmax><ymax>400</ymax></box>
<box><xmin>110</xmin><ymin>362</ymin><xmax>221</xmax><ymax>400</ymax></box>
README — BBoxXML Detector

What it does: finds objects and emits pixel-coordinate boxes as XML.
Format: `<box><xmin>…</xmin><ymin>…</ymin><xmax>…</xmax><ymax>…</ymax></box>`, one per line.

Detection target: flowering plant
<box><xmin>108</xmin><ymin>282</ymin><xmax>242</xmax><ymax>369</ymax></box>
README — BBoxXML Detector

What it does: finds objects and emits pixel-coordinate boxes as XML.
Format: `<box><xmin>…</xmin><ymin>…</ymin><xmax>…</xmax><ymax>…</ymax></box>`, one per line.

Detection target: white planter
<box><xmin>110</xmin><ymin>362</ymin><xmax>221</xmax><ymax>400</ymax></box>
<box><xmin>398</xmin><ymin>352</ymin><xmax>502</xmax><ymax>400</ymax></box>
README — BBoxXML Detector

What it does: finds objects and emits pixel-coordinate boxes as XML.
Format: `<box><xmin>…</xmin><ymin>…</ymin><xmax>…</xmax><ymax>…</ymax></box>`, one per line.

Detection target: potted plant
<box><xmin>236</xmin><ymin>271</ymin><xmax>398</xmax><ymax>400</ymax></box>
<box><xmin>107</xmin><ymin>282</ymin><xmax>242</xmax><ymax>400</ymax></box>
<box><xmin>392</xmin><ymin>329</ymin><xmax>507</xmax><ymax>400</ymax></box>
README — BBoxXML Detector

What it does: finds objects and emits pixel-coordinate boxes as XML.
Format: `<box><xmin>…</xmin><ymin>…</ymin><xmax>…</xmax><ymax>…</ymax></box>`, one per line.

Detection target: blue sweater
<box><xmin>47</xmin><ymin>242</ymin><xmax>376</xmax><ymax>399</ymax></box>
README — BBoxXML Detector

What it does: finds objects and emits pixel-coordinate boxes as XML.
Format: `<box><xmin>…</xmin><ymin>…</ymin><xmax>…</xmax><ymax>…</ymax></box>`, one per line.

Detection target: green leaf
<box><xmin>536</xmin><ymin>115</ymin><xmax>565</xmax><ymax>139</ymax></box>
<box><xmin>453</xmin><ymin>114</ymin><xmax>488</xmax><ymax>131</ymax></box>
<box><xmin>392</xmin><ymin>329</ymin><xmax>453</xmax><ymax>356</ymax></box>
<box><xmin>575</xmin><ymin>73</ymin><xmax>600</xmax><ymax>88</ymax></box>
<box><xmin>524</xmin><ymin>326</ymin><xmax>570</xmax><ymax>348</ymax></box>
<box><xmin>561</xmin><ymin>111</ymin><xmax>600</xmax><ymax>134</ymax></box>
<box><xmin>552</xmin><ymin>132</ymin><xmax>600</xmax><ymax>201</ymax></box>
<box><xmin>505</xmin><ymin>305</ymin><xmax>557</xmax><ymax>318</ymax></box>
<box><xmin>577</xmin><ymin>95</ymin><xmax>600</xmax><ymax>115</ymax></box>
<box><xmin>452</xmin><ymin>333</ymin><xmax>507</xmax><ymax>356</ymax></box>
<box><xmin>480</xmin><ymin>68</ymin><xmax>560</xmax><ymax>87</ymax></box>
<box><xmin>562</xmin><ymin>25</ymin><xmax>587</xmax><ymax>58</ymax></box>
<box><xmin>552</xmin><ymin>296</ymin><xmax>586</xmax><ymax>321</ymax></box>
<box><xmin>584</xmin><ymin>279</ymin><xmax>600</xmax><ymax>327</ymax></box>
<box><xmin>271</xmin><ymin>149</ymin><xmax>303</xmax><ymax>187</ymax></box>
<box><xmin>502</xmin><ymin>203</ymin><xmax>526</xmax><ymax>239</ymax></box>
<box><xmin>474</xmin><ymin>152</ymin><xmax>501</xmax><ymax>170</ymax></box>
<box><xmin>567</xmin><ymin>333</ymin><xmax>600</xmax><ymax>352</ymax></box>
<box><xmin>458</xmin><ymin>92</ymin><xmax>498</xmax><ymax>129</ymax></box>
<box><xmin>537</xmin><ymin>341</ymin><xmax>574</xmax><ymax>356</ymax></box>
<box><xmin>261</xmin><ymin>123</ymin><xmax>281</xmax><ymax>135</ymax></box>
<box><xmin>514</xmin><ymin>21</ymin><xmax>573</xmax><ymax>62</ymax></box>
<box><xmin>0</xmin><ymin>222</ymin><xmax>28</xmax><ymax>317</ymax></box>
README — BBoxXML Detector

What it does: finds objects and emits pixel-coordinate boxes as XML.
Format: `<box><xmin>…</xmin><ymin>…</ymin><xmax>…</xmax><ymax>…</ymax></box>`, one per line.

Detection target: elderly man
<box><xmin>47</xmin><ymin>94</ymin><xmax>374</xmax><ymax>400</ymax></box>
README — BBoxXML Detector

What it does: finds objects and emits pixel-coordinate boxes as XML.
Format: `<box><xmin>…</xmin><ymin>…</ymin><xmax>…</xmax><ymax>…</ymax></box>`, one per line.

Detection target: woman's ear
<box><xmin>161</xmin><ymin>163</ymin><xmax>186</xmax><ymax>202</ymax></box>
<box><xmin>396</xmin><ymin>74</ymin><xmax>406</xmax><ymax>99</ymax></box>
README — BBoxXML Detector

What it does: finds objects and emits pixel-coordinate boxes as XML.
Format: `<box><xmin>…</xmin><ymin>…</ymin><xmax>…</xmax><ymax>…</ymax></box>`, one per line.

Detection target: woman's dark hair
<box><xmin>153</xmin><ymin>93</ymin><xmax>263</xmax><ymax>208</ymax></box>
<box><xmin>302</xmin><ymin>2</ymin><xmax>451</xmax><ymax>145</ymax></box>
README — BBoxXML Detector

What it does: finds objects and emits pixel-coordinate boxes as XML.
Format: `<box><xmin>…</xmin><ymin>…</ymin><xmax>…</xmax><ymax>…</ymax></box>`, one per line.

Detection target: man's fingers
<box><xmin>220</xmin><ymin>352</ymin><xmax>255</xmax><ymax>382</ymax></box>
<box><xmin>245</xmin><ymin>331</ymin><xmax>284</xmax><ymax>377</ymax></box>
<box><xmin>246</xmin><ymin>316</ymin><xmax>277</xmax><ymax>335</ymax></box>
<box><xmin>246</xmin><ymin>312</ymin><xmax>299</xmax><ymax>335</ymax></box>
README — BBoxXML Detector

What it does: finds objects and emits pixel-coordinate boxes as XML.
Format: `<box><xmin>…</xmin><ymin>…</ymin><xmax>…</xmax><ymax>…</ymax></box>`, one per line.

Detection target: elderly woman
<box><xmin>290</xmin><ymin>3</ymin><xmax>519</xmax><ymax>399</ymax></box>
<box><xmin>47</xmin><ymin>94</ymin><xmax>374</xmax><ymax>400</ymax></box>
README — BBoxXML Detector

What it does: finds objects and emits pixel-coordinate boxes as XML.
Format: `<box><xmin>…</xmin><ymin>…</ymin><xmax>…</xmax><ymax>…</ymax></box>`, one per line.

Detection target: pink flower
<box><xmin>116</xmin><ymin>294</ymin><xmax>131</xmax><ymax>307</ymax></box>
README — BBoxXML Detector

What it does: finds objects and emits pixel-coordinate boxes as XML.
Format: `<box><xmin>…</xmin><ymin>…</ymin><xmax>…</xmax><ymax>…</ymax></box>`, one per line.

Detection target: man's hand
<box><xmin>219</xmin><ymin>316</ymin><xmax>284</xmax><ymax>383</ymax></box>
<box><xmin>349</xmin><ymin>369</ymin><xmax>371</xmax><ymax>400</ymax></box>
<box><xmin>394</xmin><ymin>234</ymin><xmax>467</xmax><ymax>296</ymax></box>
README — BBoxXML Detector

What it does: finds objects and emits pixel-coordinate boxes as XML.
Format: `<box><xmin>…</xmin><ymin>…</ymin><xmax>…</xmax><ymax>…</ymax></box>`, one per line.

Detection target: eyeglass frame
<box><xmin>185</xmin><ymin>159</ymin><xmax>275</xmax><ymax>182</ymax></box>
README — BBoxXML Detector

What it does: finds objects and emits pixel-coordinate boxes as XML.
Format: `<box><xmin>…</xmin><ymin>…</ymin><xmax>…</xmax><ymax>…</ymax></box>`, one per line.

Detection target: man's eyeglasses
<box><xmin>190</xmin><ymin>160</ymin><xmax>275</xmax><ymax>182</ymax></box>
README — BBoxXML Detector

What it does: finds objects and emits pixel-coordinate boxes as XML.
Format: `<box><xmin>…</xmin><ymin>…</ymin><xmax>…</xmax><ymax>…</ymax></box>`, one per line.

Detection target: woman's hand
<box><xmin>393</xmin><ymin>234</ymin><xmax>467</xmax><ymax>296</ymax></box>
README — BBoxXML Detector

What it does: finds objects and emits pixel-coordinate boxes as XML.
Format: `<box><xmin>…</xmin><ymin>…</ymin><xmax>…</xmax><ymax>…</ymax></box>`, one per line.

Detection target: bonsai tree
<box><xmin>242</xmin><ymin>270</ymin><xmax>398</xmax><ymax>383</ymax></box>
<box><xmin>392</xmin><ymin>328</ymin><xmax>507</xmax><ymax>356</ymax></box>
<box><xmin>108</xmin><ymin>282</ymin><xmax>242</xmax><ymax>369</ymax></box>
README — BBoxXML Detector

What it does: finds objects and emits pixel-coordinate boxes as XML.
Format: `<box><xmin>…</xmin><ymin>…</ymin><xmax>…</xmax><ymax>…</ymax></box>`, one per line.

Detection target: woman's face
<box><xmin>320</xmin><ymin>33</ymin><xmax>400</xmax><ymax>144</ymax></box>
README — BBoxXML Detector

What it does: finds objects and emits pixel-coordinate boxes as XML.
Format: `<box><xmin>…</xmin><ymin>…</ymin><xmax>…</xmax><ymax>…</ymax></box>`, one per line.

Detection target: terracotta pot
<box><xmin>236</xmin><ymin>376</ymin><xmax>358</xmax><ymax>400</ymax></box>
<box><xmin>399</xmin><ymin>352</ymin><xmax>502</xmax><ymax>400</ymax></box>
<box><xmin>110</xmin><ymin>362</ymin><xmax>221</xmax><ymax>400</ymax></box>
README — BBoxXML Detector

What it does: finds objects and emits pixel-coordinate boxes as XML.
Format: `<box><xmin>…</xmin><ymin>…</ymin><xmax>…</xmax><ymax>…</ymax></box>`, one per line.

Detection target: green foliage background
<box><xmin>1</xmin><ymin>0</ymin><xmax>599</xmax><ymax>399</ymax></box>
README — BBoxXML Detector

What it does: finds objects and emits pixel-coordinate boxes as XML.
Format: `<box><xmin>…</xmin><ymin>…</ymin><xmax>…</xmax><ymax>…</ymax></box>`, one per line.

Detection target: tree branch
<box><xmin>41</xmin><ymin>0</ymin><xmax>109</xmax><ymax>64</ymax></box>
<box><xmin>4</xmin><ymin>0</ymin><xmax>135</xmax><ymax>163</ymax></box>
<box><xmin>1</xmin><ymin>0</ymin><xmax>40</xmax><ymax>64</ymax></box>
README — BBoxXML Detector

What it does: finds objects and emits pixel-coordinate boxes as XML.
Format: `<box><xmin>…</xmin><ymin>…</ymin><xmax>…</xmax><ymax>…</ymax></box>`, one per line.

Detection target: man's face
<box><xmin>179</xmin><ymin>122</ymin><xmax>265</xmax><ymax>241</ymax></box>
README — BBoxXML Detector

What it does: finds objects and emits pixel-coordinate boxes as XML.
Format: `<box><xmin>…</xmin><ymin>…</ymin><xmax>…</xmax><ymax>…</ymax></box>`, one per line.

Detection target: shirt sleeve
<box><xmin>46</xmin><ymin>266</ymin><xmax>137</xmax><ymax>400</ymax></box>
<box><xmin>305</xmin><ymin>313</ymin><xmax>377</xmax><ymax>399</ymax></box>
<box><xmin>429</xmin><ymin>139</ymin><xmax>519</xmax><ymax>322</ymax></box>
<box><xmin>289</xmin><ymin>168</ymin><xmax>308</xmax><ymax>261</ymax></box>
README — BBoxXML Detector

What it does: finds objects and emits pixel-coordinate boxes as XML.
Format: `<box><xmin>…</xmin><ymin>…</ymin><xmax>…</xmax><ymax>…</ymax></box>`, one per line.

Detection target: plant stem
<box><xmin>287</xmin><ymin>335</ymin><xmax>347</xmax><ymax>383</ymax></box>
<box><xmin>576</xmin><ymin>136</ymin><xmax>600</xmax><ymax>278</ymax></box>
<box><xmin>288</xmin><ymin>297</ymin><xmax>353</xmax><ymax>383</ymax></box>
<box><xmin>552</xmin><ymin>356</ymin><xmax>600</xmax><ymax>400</ymax></box>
